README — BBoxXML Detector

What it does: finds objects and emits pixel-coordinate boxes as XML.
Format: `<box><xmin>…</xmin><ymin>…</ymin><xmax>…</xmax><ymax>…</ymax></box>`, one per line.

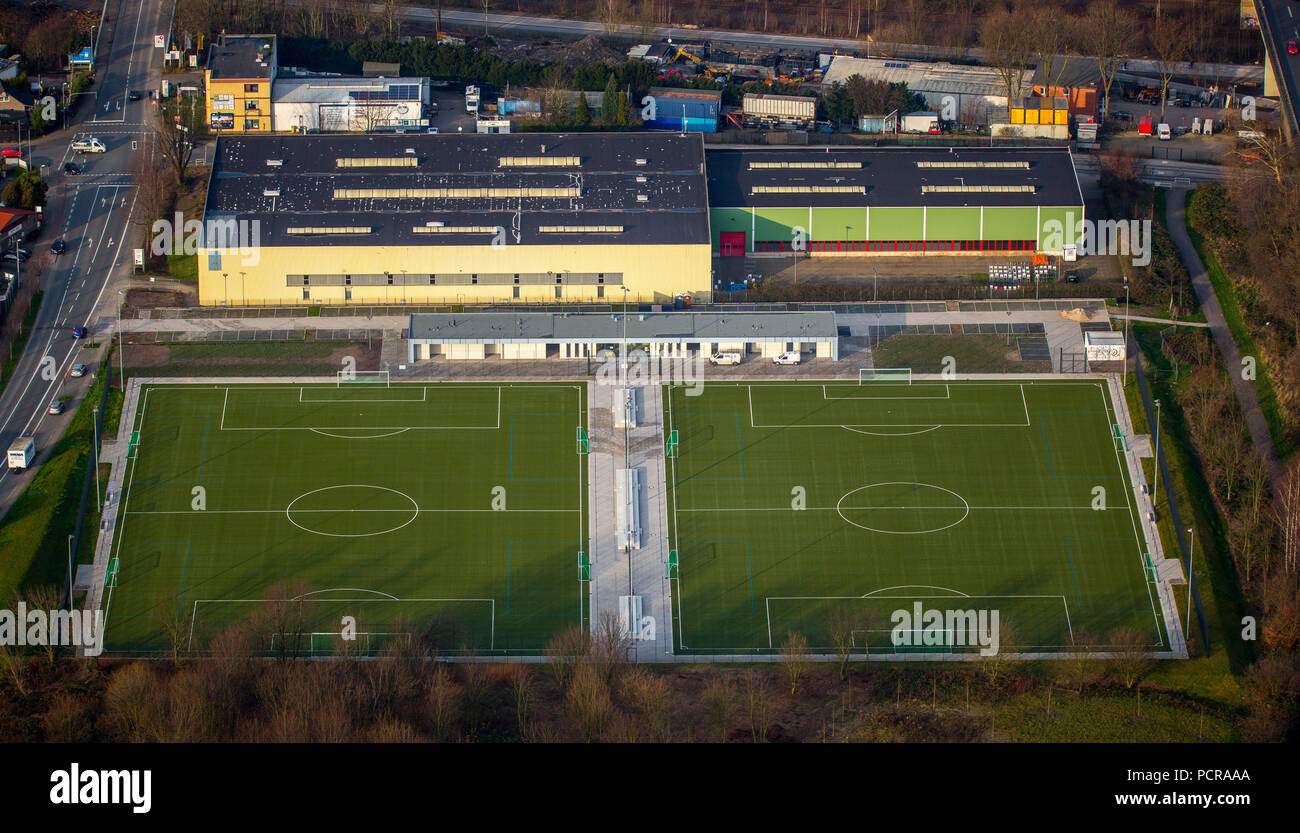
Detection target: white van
<box><xmin>773</xmin><ymin>351</ymin><xmax>801</xmax><ymax>366</ymax></box>
<box><xmin>71</xmin><ymin>137</ymin><xmax>106</xmax><ymax>153</ymax></box>
<box><xmin>709</xmin><ymin>352</ymin><xmax>742</xmax><ymax>365</ymax></box>
<box><xmin>1156</xmin><ymin>123</ymin><xmax>1171</xmax><ymax>141</ymax></box>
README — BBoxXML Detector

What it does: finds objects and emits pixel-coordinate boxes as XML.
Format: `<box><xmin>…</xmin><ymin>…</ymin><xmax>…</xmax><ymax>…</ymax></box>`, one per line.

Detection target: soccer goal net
<box><xmin>337</xmin><ymin>370</ymin><xmax>390</xmax><ymax>387</ymax></box>
<box><xmin>859</xmin><ymin>367</ymin><xmax>912</xmax><ymax>385</ymax></box>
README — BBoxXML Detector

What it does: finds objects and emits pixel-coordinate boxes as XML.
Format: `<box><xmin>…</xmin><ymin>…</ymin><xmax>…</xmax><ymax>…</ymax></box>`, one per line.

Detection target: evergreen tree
<box><xmin>602</xmin><ymin>75</ymin><xmax>618</xmax><ymax>123</ymax></box>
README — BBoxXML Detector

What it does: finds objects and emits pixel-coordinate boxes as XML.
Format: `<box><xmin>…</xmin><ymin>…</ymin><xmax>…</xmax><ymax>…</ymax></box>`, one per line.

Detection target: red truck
<box><xmin>1137</xmin><ymin>115</ymin><xmax>1153</xmax><ymax>136</ymax></box>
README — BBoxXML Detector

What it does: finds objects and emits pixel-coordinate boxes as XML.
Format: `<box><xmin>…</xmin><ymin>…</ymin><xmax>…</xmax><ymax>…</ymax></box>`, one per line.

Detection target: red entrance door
<box><xmin>719</xmin><ymin>231</ymin><xmax>746</xmax><ymax>256</ymax></box>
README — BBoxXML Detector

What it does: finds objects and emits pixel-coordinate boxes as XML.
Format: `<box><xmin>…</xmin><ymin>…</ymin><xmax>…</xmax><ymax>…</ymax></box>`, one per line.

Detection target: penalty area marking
<box><xmin>186</xmin><ymin>596</ymin><xmax>497</xmax><ymax>652</ymax></box>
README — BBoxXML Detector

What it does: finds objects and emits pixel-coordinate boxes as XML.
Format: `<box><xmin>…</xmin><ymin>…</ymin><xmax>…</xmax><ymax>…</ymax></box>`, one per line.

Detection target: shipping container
<box><xmin>742</xmin><ymin>93</ymin><xmax>816</xmax><ymax>127</ymax></box>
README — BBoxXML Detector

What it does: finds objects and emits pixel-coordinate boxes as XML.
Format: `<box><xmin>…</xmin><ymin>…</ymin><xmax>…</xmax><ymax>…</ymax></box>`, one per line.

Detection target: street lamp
<box><xmin>1123</xmin><ymin>280</ymin><xmax>1130</xmax><ymax>387</ymax></box>
<box><xmin>1152</xmin><ymin>398</ymin><xmax>1162</xmax><ymax>511</ymax></box>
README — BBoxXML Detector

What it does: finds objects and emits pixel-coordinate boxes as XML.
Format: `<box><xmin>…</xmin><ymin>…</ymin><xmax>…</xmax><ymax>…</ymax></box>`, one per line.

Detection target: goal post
<box><xmin>859</xmin><ymin>367</ymin><xmax>912</xmax><ymax>385</ymax></box>
<box><xmin>665</xmin><ymin>429</ymin><xmax>679</xmax><ymax>458</ymax></box>
<box><xmin>576</xmin><ymin>425</ymin><xmax>590</xmax><ymax>454</ymax></box>
<box><xmin>337</xmin><ymin>370</ymin><xmax>390</xmax><ymax>387</ymax></box>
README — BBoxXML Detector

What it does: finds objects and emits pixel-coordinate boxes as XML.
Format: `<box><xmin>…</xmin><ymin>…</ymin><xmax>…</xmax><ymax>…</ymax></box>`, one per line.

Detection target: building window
<box><xmin>512</xmin><ymin>286</ymin><xmax>520</xmax><ymax>299</ymax></box>
<box><xmin>555</xmin><ymin>287</ymin><xmax>562</xmax><ymax>299</ymax></box>
<box><xmin>244</xmin><ymin>119</ymin><xmax>260</xmax><ymax>130</ymax></box>
<box><xmin>471</xmin><ymin>276</ymin><xmax>478</xmax><ymax>285</ymax></box>
<box><xmin>302</xmin><ymin>276</ymin><xmax>310</xmax><ymax>285</ymax></box>
<box><xmin>513</xmin><ymin>275</ymin><xmax>519</xmax><ymax>284</ymax></box>
<box><xmin>597</xmin><ymin>285</ymin><xmax>605</xmax><ymax>299</ymax></box>
<box><xmin>344</xmin><ymin>275</ymin><xmax>351</xmax><ymax>285</ymax></box>
<box><xmin>245</xmin><ymin>101</ymin><xmax>259</xmax><ymax>111</ymax></box>
<box><xmin>244</xmin><ymin>84</ymin><xmax>259</xmax><ymax>93</ymax></box>
<box><xmin>302</xmin><ymin>288</ymin><xmax>310</xmax><ymax>300</ymax></box>
<box><xmin>429</xmin><ymin>276</ymin><xmax>436</xmax><ymax>284</ymax></box>
<box><xmin>386</xmin><ymin>274</ymin><xmax>394</xmax><ymax>285</ymax></box>
<box><xmin>345</xmin><ymin>287</ymin><xmax>352</xmax><ymax>300</ymax></box>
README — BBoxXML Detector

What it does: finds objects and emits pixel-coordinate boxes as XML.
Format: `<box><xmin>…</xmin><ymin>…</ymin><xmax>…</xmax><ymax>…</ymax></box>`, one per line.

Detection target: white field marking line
<box><xmin>862</xmin><ymin>584</ymin><xmax>969</xmax><ymax>597</ymax></box>
<box><xmin>675</xmin><ymin>505</ymin><xmax>1118</xmax><ymax>512</ymax></box>
<box><xmin>841</xmin><ymin>425</ymin><xmax>941</xmax><ymax>436</ymax></box>
<box><xmin>575</xmin><ymin>384</ymin><xmax>586</xmax><ymax>626</ymax></box>
<box><xmin>309</xmin><ymin>428</ymin><xmax>411</xmax><ymax>439</ymax></box>
<box><xmin>295</xmin><ymin>588</ymin><xmax>399</xmax><ymax>600</ymax></box>
<box><xmin>217</xmin><ymin>384</ymin><xmax>502</xmax><ymax>431</ymax></box>
<box><xmin>745</xmin><ymin>384</ymin><xmax>1031</xmax><ymax>429</ymax></box>
<box><xmin>299</xmin><ymin>386</ymin><xmax>428</xmax><ymax>403</ymax></box>
<box><xmin>764</xmin><ymin>594</ymin><xmax>1073</xmax><ymax>650</ymax></box>
<box><xmin>821</xmin><ymin>383</ymin><xmax>951</xmax><ymax>401</ymax></box>
<box><xmin>102</xmin><ymin>382</ymin><xmax>153</xmax><ymax>646</ymax></box>
<box><xmin>187</xmin><ymin>597</ymin><xmax>496</xmax><ymax>653</ymax></box>
<box><xmin>129</xmin><ymin>508</ymin><xmax>579</xmax><ymax>514</ymax></box>
<box><xmin>667</xmin><ymin>387</ymin><xmax>688</xmax><ymax>651</ymax></box>
<box><xmin>1099</xmin><ymin>381</ymin><xmax>1166</xmax><ymax>646</ymax></box>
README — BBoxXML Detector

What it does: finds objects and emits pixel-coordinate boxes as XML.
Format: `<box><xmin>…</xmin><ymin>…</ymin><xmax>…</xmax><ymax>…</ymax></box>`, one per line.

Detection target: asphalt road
<box><xmin>0</xmin><ymin>0</ymin><xmax>165</xmax><ymax>518</ymax></box>
<box><xmin>1260</xmin><ymin>0</ymin><xmax>1300</xmax><ymax>136</ymax></box>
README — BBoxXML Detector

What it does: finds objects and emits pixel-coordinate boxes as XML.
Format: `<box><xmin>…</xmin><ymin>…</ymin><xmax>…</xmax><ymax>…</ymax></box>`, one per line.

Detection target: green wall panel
<box><xmin>810</xmin><ymin>207</ymin><xmax>867</xmax><ymax>241</ymax></box>
<box><xmin>923</xmin><ymin>206</ymin><xmax>981</xmax><ymax>240</ymax></box>
<box><xmin>753</xmin><ymin>207</ymin><xmax>812</xmax><ymax>244</ymax></box>
<box><xmin>981</xmin><ymin>206</ymin><xmax>1038</xmax><ymax>240</ymax></box>
<box><xmin>1036</xmin><ymin>206</ymin><xmax>1084</xmax><ymax>250</ymax></box>
<box><xmin>868</xmin><ymin>206</ymin><xmax>924</xmax><ymax>241</ymax></box>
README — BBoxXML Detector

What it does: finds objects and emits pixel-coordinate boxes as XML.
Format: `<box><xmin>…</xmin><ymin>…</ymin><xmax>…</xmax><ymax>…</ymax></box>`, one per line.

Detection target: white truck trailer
<box><xmin>7</xmin><ymin>437</ymin><xmax>34</xmax><ymax>470</ymax></box>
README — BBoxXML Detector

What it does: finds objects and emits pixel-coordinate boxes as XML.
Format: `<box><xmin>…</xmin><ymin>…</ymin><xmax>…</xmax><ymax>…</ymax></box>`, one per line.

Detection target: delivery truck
<box><xmin>7</xmin><ymin>437</ymin><xmax>34</xmax><ymax>470</ymax></box>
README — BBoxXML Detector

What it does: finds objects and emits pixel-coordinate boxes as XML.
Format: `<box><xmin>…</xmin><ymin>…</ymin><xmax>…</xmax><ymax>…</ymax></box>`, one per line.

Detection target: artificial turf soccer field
<box><xmin>102</xmin><ymin>382</ymin><xmax>588</xmax><ymax>655</ymax></box>
<box><xmin>662</xmin><ymin>379</ymin><xmax>1170</xmax><ymax>655</ymax></box>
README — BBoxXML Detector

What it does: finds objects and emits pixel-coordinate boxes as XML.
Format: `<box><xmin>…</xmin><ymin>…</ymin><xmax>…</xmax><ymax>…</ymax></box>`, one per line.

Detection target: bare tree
<box><xmin>779</xmin><ymin>631</ymin><xmax>811</xmax><ymax>695</ymax></box>
<box><xmin>827</xmin><ymin>604</ymin><xmax>862</xmax><ymax>681</ymax></box>
<box><xmin>1150</xmin><ymin>16</ymin><xmax>1189</xmax><ymax>123</ymax></box>
<box><xmin>619</xmin><ymin>666</ymin><xmax>670</xmax><ymax>741</ymax></box>
<box><xmin>543</xmin><ymin>625</ymin><xmax>587</xmax><ymax>688</ymax></box>
<box><xmin>702</xmin><ymin>675</ymin><xmax>735</xmax><ymax>741</ymax></box>
<box><xmin>0</xmin><ymin>641</ymin><xmax>26</xmax><ymax>696</ymax></box>
<box><xmin>427</xmin><ymin>664</ymin><xmax>462</xmax><ymax>741</ymax></box>
<box><xmin>566</xmin><ymin>661</ymin><xmax>615</xmax><ymax>741</ymax></box>
<box><xmin>1107</xmin><ymin>627</ymin><xmax>1155</xmax><ymax>689</ymax></box>
<box><xmin>507</xmin><ymin>664</ymin><xmax>535</xmax><ymax>740</ymax></box>
<box><xmin>148</xmin><ymin>97</ymin><xmax>201</xmax><ymax>185</ymax></box>
<box><xmin>590</xmin><ymin>610</ymin><xmax>631</xmax><ymax>684</ymax></box>
<box><xmin>1081</xmin><ymin>0</ymin><xmax>1139</xmax><ymax>122</ymax></box>
<box><xmin>742</xmin><ymin>669</ymin><xmax>769</xmax><ymax>742</ymax></box>
<box><xmin>1276</xmin><ymin>458</ymin><xmax>1300</xmax><ymax>575</ymax></box>
<box><xmin>981</xmin><ymin>5</ymin><xmax>1035</xmax><ymax>104</ymax></box>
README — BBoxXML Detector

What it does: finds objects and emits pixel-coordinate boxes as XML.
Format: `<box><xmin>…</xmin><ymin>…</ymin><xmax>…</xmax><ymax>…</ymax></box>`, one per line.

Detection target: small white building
<box><xmin>1084</xmin><ymin>330</ymin><xmax>1127</xmax><ymax>362</ymax></box>
<box><xmin>407</xmin><ymin>311</ymin><xmax>840</xmax><ymax>362</ymax></box>
<box><xmin>271</xmin><ymin>77</ymin><xmax>430</xmax><ymax>133</ymax></box>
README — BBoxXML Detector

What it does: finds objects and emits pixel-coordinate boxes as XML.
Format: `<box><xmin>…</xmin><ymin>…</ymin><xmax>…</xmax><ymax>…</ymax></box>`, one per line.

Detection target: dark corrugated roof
<box><xmin>705</xmin><ymin>146</ymin><xmax>1082</xmax><ymax>208</ymax></box>
<box><xmin>204</xmin><ymin>132</ymin><xmax>710</xmax><ymax>247</ymax></box>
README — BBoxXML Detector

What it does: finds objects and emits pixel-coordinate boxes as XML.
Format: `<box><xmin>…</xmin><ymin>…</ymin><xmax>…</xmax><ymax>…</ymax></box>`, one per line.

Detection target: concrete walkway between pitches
<box><xmin>586</xmin><ymin>381</ymin><xmax>676</xmax><ymax>661</ymax></box>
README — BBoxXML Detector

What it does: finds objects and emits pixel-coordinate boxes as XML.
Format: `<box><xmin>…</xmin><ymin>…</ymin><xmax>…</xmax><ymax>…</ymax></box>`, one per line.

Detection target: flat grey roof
<box><xmin>706</xmin><ymin>146</ymin><xmax>1083</xmax><ymax>209</ymax></box>
<box><xmin>408</xmin><ymin>311</ymin><xmax>837</xmax><ymax>343</ymax></box>
<box><xmin>205</xmin><ymin>132</ymin><xmax>709</xmax><ymax>247</ymax></box>
<box><xmin>207</xmin><ymin>35</ymin><xmax>275</xmax><ymax>80</ymax></box>
<box><xmin>272</xmin><ymin>77</ymin><xmax>427</xmax><ymax>104</ymax></box>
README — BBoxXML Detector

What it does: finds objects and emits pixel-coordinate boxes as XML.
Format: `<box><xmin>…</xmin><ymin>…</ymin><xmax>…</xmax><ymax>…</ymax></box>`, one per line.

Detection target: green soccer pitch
<box><xmin>101</xmin><ymin>382</ymin><xmax>588</xmax><ymax>655</ymax></box>
<box><xmin>662</xmin><ymin>379</ymin><xmax>1170</xmax><ymax>656</ymax></box>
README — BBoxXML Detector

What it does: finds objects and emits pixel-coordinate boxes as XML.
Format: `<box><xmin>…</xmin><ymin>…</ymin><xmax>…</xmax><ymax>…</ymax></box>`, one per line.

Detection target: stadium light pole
<box><xmin>1152</xmin><ymin>398</ymin><xmax>1162</xmax><ymax>512</ymax></box>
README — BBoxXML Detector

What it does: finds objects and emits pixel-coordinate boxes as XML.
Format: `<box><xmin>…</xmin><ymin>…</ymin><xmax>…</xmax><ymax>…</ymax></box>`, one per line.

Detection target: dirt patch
<box><xmin>122</xmin><ymin>288</ymin><xmax>191</xmax><ymax>318</ymax></box>
<box><xmin>489</xmin><ymin>34</ymin><xmax>625</xmax><ymax>67</ymax></box>
<box><xmin>119</xmin><ymin>341</ymin><xmax>382</xmax><ymax>377</ymax></box>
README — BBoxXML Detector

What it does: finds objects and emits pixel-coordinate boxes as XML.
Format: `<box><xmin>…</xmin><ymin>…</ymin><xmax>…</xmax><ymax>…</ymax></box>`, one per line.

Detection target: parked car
<box><xmin>709</xmin><ymin>352</ymin><xmax>742</xmax><ymax>366</ymax></box>
<box><xmin>128</xmin><ymin>90</ymin><xmax>142</xmax><ymax>101</ymax></box>
<box><xmin>427</xmin><ymin>127</ymin><xmax>439</xmax><ymax>133</ymax></box>
<box><xmin>1289</xmin><ymin>41</ymin><xmax>1298</xmax><ymax>55</ymax></box>
<box><xmin>1</xmin><ymin>146</ymin><xmax>21</xmax><ymax>159</ymax></box>
<box><xmin>48</xmin><ymin>401</ymin><xmax>65</xmax><ymax>416</ymax></box>
<box><xmin>51</xmin><ymin>238</ymin><xmax>66</xmax><ymax>255</ymax></box>
<box><xmin>62</xmin><ymin>162</ymin><xmax>82</xmax><ymax>175</ymax></box>
<box><xmin>69</xmin><ymin>363</ymin><xmax>86</xmax><ymax>378</ymax></box>
<box><xmin>773</xmin><ymin>351</ymin><xmax>801</xmax><ymax>366</ymax></box>
<box><xmin>72</xmin><ymin>326</ymin><xmax>88</xmax><ymax>339</ymax></box>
